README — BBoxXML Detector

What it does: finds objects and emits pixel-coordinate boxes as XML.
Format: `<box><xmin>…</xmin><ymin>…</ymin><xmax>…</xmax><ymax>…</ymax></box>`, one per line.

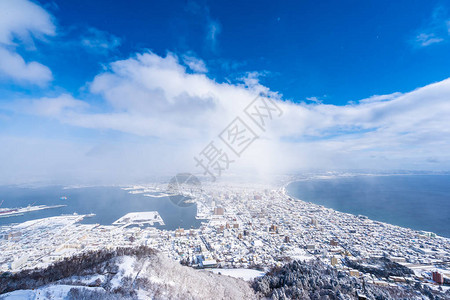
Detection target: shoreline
<box><xmin>284</xmin><ymin>176</ymin><xmax>449</xmax><ymax>239</ymax></box>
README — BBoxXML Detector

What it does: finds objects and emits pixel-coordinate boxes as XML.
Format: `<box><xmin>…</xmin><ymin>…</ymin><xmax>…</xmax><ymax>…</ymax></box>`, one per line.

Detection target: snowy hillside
<box><xmin>2</xmin><ymin>246</ymin><xmax>447</xmax><ymax>299</ymax></box>
<box><xmin>0</xmin><ymin>247</ymin><xmax>256</xmax><ymax>300</ymax></box>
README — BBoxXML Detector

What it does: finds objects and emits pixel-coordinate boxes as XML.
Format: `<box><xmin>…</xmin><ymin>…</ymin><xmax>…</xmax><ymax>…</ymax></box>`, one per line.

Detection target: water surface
<box><xmin>0</xmin><ymin>186</ymin><xmax>203</xmax><ymax>230</ymax></box>
<box><xmin>287</xmin><ymin>175</ymin><xmax>450</xmax><ymax>238</ymax></box>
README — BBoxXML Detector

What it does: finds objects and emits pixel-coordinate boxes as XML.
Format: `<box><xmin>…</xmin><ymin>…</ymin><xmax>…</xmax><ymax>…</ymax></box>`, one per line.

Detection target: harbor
<box><xmin>0</xmin><ymin>205</ymin><xmax>67</xmax><ymax>218</ymax></box>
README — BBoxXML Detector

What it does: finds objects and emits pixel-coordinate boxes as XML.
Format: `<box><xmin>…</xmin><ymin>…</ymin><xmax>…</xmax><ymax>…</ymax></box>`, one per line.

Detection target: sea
<box><xmin>286</xmin><ymin>174</ymin><xmax>450</xmax><ymax>238</ymax></box>
<box><xmin>0</xmin><ymin>186</ymin><xmax>204</xmax><ymax>230</ymax></box>
<box><xmin>1</xmin><ymin>176</ymin><xmax>449</xmax><ymax>237</ymax></box>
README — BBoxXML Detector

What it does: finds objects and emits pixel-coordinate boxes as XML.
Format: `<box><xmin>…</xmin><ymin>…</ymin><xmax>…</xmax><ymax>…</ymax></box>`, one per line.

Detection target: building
<box><xmin>175</xmin><ymin>228</ymin><xmax>185</xmax><ymax>237</ymax></box>
<box><xmin>7</xmin><ymin>231</ymin><xmax>21</xmax><ymax>241</ymax></box>
<box><xmin>390</xmin><ymin>256</ymin><xmax>406</xmax><ymax>263</ymax></box>
<box><xmin>331</xmin><ymin>256</ymin><xmax>339</xmax><ymax>266</ymax></box>
<box><xmin>306</xmin><ymin>244</ymin><xmax>315</xmax><ymax>250</ymax></box>
<box><xmin>11</xmin><ymin>255</ymin><xmax>28</xmax><ymax>270</ymax></box>
<box><xmin>214</xmin><ymin>207</ymin><xmax>224</xmax><ymax>215</ymax></box>
<box><xmin>202</xmin><ymin>259</ymin><xmax>217</xmax><ymax>268</ymax></box>
<box><xmin>432</xmin><ymin>271</ymin><xmax>444</xmax><ymax>284</ymax></box>
<box><xmin>269</xmin><ymin>224</ymin><xmax>278</xmax><ymax>233</ymax></box>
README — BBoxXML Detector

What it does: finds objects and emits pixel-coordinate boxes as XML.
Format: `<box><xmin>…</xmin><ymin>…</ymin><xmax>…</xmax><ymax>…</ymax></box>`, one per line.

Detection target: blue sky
<box><xmin>7</xmin><ymin>0</ymin><xmax>449</xmax><ymax>103</ymax></box>
<box><xmin>1</xmin><ymin>0</ymin><xmax>450</xmax><ymax>184</ymax></box>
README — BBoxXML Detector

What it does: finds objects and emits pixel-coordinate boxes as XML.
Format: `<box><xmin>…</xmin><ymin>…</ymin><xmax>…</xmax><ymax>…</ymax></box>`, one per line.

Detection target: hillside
<box><xmin>0</xmin><ymin>247</ymin><xmax>256</xmax><ymax>300</ymax></box>
<box><xmin>253</xmin><ymin>259</ymin><xmax>450</xmax><ymax>300</ymax></box>
<box><xmin>1</xmin><ymin>247</ymin><xmax>449</xmax><ymax>299</ymax></box>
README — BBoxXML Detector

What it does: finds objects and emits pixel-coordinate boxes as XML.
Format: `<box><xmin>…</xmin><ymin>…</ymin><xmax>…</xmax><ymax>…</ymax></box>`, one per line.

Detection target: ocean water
<box><xmin>0</xmin><ymin>186</ymin><xmax>204</xmax><ymax>230</ymax></box>
<box><xmin>286</xmin><ymin>175</ymin><xmax>450</xmax><ymax>238</ymax></box>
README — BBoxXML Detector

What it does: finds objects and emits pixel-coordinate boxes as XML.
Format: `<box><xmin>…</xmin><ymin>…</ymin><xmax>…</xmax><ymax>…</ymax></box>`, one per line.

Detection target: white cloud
<box><xmin>0</xmin><ymin>47</ymin><xmax>52</xmax><ymax>86</ymax></box>
<box><xmin>22</xmin><ymin>94</ymin><xmax>88</xmax><ymax>117</ymax></box>
<box><xmin>16</xmin><ymin>54</ymin><xmax>450</xmax><ymax>151</ymax></box>
<box><xmin>207</xmin><ymin>20</ymin><xmax>221</xmax><ymax>52</ymax></box>
<box><xmin>414</xmin><ymin>6</ymin><xmax>450</xmax><ymax>47</ymax></box>
<box><xmin>185</xmin><ymin>2</ymin><xmax>221</xmax><ymax>52</ymax></box>
<box><xmin>80</xmin><ymin>27</ymin><xmax>121</xmax><ymax>54</ymax></box>
<box><xmin>1</xmin><ymin>0</ymin><xmax>449</xmax><ymax>184</ymax></box>
<box><xmin>83</xmin><ymin>52</ymin><xmax>258</xmax><ymax>139</ymax></box>
<box><xmin>305</xmin><ymin>96</ymin><xmax>323</xmax><ymax>104</ymax></box>
<box><xmin>0</xmin><ymin>0</ymin><xmax>55</xmax><ymax>45</ymax></box>
<box><xmin>183</xmin><ymin>55</ymin><xmax>208</xmax><ymax>73</ymax></box>
<box><xmin>415</xmin><ymin>33</ymin><xmax>444</xmax><ymax>47</ymax></box>
<box><xmin>239</xmin><ymin>71</ymin><xmax>272</xmax><ymax>90</ymax></box>
<box><xmin>358</xmin><ymin>92</ymin><xmax>402</xmax><ymax>104</ymax></box>
<box><xmin>270</xmin><ymin>79</ymin><xmax>450</xmax><ymax>172</ymax></box>
<box><xmin>0</xmin><ymin>0</ymin><xmax>55</xmax><ymax>85</ymax></box>
<box><xmin>4</xmin><ymin>50</ymin><xmax>450</xmax><ymax>184</ymax></box>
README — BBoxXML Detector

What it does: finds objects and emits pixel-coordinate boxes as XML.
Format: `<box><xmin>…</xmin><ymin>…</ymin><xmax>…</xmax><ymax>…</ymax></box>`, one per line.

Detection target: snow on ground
<box><xmin>138</xmin><ymin>253</ymin><xmax>256</xmax><ymax>299</ymax></box>
<box><xmin>113</xmin><ymin>211</ymin><xmax>165</xmax><ymax>226</ymax></box>
<box><xmin>109</xmin><ymin>255</ymin><xmax>138</xmax><ymax>289</ymax></box>
<box><xmin>287</xmin><ymin>247</ymin><xmax>315</xmax><ymax>261</ymax></box>
<box><xmin>63</xmin><ymin>274</ymin><xmax>106</xmax><ymax>286</ymax></box>
<box><xmin>0</xmin><ymin>285</ymin><xmax>104</xmax><ymax>300</ymax></box>
<box><xmin>0</xmin><ymin>290</ymin><xmax>35</xmax><ymax>300</ymax></box>
<box><xmin>1</xmin><ymin>254</ymin><xmax>257</xmax><ymax>300</ymax></box>
<box><xmin>208</xmin><ymin>268</ymin><xmax>265</xmax><ymax>281</ymax></box>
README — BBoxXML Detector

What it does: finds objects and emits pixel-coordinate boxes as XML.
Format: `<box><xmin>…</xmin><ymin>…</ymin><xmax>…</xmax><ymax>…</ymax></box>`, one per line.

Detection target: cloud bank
<box><xmin>3</xmin><ymin>50</ymin><xmax>450</xmax><ymax>184</ymax></box>
<box><xmin>0</xmin><ymin>0</ymin><xmax>450</xmax><ymax>185</ymax></box>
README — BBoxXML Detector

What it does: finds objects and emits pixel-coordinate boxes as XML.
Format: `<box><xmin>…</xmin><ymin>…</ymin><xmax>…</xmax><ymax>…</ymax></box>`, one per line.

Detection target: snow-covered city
<box><xmin>1</xmin><ymin>182</ymin><xmax>448</xmax><ymax>298</ymax></box>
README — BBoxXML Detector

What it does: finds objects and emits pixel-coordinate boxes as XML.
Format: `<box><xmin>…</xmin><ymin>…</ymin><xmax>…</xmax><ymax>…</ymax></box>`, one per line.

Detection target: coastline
<box><xmin>284</xmin><ymin>175</ymin><xmax>450</xmax><ymax>238</ymax></box>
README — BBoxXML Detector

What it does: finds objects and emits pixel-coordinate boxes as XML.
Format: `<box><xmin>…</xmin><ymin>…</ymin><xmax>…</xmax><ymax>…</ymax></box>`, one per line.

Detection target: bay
<box><xmin>286</xmin><ymin>175</ymin><xmax>450</xmax><ymax>238</ymax></box>
<box><xmin>0</xmin><ymin>186</ymin><xmax>203</xmax><ymax>230</ymax></box>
